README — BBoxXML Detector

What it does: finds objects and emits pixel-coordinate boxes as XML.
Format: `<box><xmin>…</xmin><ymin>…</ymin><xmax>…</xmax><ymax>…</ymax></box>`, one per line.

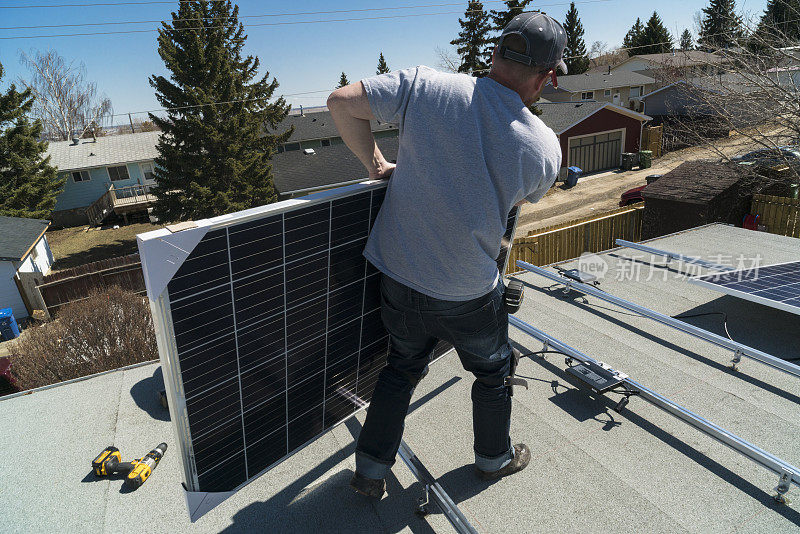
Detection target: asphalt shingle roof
<box><xmin>545</xmin><ymin>71</ymin><xmax>655</xmax><ymax>93</ymax></box>
<box><xmin>272</xmin><ymin>137</ymin><xmax>399</xmax><ymax>194</ymax></box>
<box><xmin>0</xmin><ymin>216</ymin><xmax>50</xmax><ymax>261</ymax></box>
<box><xmin>535</xmin><ymin>101</ymin><xmax>608</xmax><ymax>133</ymax></box>
<box><xmin>271</xmin><ymin>110</ymin><xmax>396</xmax><ymax>143</ymax></box>
<box><xmin>45</xmin><ymin>131</ymin><xmax>161</xmax><ymax>173</ymax></box>
<box><xmin>642</xmin><ymin>160</ymin><xmax>753</xmax><ymax>203</ymax></box>
<box><xmin>630</xmin><ymin>50</ymin><xmax>728</xmax><ymax>67</ymax></box>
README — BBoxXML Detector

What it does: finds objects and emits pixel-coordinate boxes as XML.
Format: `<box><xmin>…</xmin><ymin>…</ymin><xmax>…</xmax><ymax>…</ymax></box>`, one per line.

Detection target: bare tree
<box><xmin>589</xmin><ymin>40</ymin><xmax>608</xmax><ymax>59</ymax></box>
<box><xmin>18</xmin><ymin>49</ymin><xmax>113</xmax><ymax>141</ymax></box>
<box><xmin>435</xmin><ymin>45</ymin><xmax>461</xmax><ymax>73</ymax></box>
<box><xmin>663</xmin><ymin>7</ymin><xmax>800</xmax><ymax>187</ymax></box>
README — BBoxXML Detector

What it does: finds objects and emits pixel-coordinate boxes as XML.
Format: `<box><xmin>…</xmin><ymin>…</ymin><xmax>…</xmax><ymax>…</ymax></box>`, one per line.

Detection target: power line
<box><xmin>0</xmin><ymin>0</ymin><xmax>227</xmax><ymax>9</ymax></box>
<box><xmin>0</xmin><ymin>0</ymin><xmax>614</xmax><ymax>37</ymax></box>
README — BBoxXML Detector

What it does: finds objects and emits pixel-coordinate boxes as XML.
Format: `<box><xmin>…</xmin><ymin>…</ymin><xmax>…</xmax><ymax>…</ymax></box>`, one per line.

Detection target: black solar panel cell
<box><xmin>693</xmin><ymin>260</ymin><xmax>800</xmax><ymax>311</ymax></box>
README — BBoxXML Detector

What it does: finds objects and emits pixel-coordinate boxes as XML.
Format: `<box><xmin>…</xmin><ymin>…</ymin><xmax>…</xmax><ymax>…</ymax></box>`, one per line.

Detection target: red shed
<box><xmin>537</xmin><ymin>102</ymin><xmax>651</xmax><ymax>173</ymax></box>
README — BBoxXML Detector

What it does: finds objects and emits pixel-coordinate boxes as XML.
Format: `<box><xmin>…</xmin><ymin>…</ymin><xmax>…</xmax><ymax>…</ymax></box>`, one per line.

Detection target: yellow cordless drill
<box><xmin>92</xmin><ymin>443</ymin><xmax>167</xmax><ymax>489</ymax></box>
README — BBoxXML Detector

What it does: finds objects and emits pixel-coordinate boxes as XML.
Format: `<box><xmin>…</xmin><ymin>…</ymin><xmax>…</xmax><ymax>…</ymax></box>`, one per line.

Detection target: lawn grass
<box><xmin>46</xmin><ymin>222</ymin><xmax>163</xmax><ymax>271</ymax></box>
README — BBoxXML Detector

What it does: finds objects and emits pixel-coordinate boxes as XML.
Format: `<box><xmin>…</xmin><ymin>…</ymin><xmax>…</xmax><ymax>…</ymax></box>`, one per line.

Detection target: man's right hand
<box><xmin>370</xmin><ymin>160</ymin><xmax>396</xmax><ymax>180</ymax></box>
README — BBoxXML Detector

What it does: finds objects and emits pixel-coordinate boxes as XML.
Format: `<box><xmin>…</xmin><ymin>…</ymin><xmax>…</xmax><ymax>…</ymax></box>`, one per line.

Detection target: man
<box><xmin>327</xmin><ymin>12</ymin><xmax>566</xmax><ymax>498</ymax></box>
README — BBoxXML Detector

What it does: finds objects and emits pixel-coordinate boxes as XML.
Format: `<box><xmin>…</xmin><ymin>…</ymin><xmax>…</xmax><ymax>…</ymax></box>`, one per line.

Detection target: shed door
<box><xmin>568</xmin><ymin>131</ymin><xmax>623</xmax><ymax>173</ymax></box>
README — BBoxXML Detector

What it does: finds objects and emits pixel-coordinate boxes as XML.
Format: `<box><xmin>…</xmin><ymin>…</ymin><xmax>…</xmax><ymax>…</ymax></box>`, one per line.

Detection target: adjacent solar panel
<box><xmin>688</xmin><ymin>260</ymin><xmax>800</xmax><ymax>316</ymax></box>
<box><xmin>137</xmin><ymin>181</ymin><xmax>519</xmax><ymax>518</ymax></box>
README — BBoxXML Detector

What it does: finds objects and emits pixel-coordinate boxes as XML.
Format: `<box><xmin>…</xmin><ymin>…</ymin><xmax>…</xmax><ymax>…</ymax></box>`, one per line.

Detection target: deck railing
<box><xmin>85</xmin><ymin>183</ymin><xmax>155</xmax><ymax>225</ymax></box>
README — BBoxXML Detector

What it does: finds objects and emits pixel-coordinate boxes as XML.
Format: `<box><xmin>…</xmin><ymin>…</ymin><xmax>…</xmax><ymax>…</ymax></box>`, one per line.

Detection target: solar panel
<box><xmin>688</xmin><ymin>260</ymin><xmax>800</xmax><ymax>316</ymax></box>
<box><xmin>137</xmin><ymin>181</ymin><xmax>519</xmax><ymax>518</ymax></box>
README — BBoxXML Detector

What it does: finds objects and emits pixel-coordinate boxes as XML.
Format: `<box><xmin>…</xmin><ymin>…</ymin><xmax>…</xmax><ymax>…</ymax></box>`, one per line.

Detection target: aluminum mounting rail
<box><xmin>398</xmin><ymin>440</ymin><xmax>479</xmax><ymax>534</ymax></box>
<box><xmin>517</xmin><ymin>260</ymin><xmax>800</xmax><ymax>380</ymax></box>
<box><xmin>508</xmin><ymin>315</ymin><xmax>800</xmax><ymax>501</ymax></box>
<box><xmin>615</xmin><ymin>239</ymin><xmax>732</xmax><ymax>271</ymax></box>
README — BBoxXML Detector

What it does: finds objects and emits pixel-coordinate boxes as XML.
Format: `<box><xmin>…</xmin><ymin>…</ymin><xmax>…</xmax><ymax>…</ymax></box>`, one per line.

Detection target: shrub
<box><xmin>10</xmin><ymin>286</ymin><xmax>158</xmax><ymax>391</ymax></box>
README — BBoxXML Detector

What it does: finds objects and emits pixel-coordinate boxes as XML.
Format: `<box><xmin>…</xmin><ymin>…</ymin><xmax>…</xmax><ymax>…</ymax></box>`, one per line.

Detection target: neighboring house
<box><xmin>45</xmin><ymin>131</ymin><xmax>160</xmax><ymax>227</ymax></box>
<box><xmin>273</xmin><ymin>110</ymin><xmax>398</xmax><ymax>153</ymax></box>
<box><xmin>610</xmin><ymin>50</ymin><xmax>729</xmax><ymax>78</ymax></box>
<box><xmin>0</xmin><ymin>216</ymin><xmax>53</xmax><ymax>321</ymax></box>
<box><xmin>536</xmin><ymin>102</ymin><xmax>651</xmax><ymax>174</ymax></box>
<box><xmin>541</xmin><ymin>71</ymin><xmax>656</xmax><ymax>111</ymax></box>
<box><xmin>271</xmin><ymin>137</ymin><xmax>399</xmax><ymax>197</ymax></box>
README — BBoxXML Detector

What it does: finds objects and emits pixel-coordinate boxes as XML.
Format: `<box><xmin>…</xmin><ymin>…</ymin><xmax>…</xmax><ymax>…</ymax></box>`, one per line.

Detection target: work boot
<box><xmin>350</xmin><ymin>471</ymin><xmax>386</xmax><ymax>499</ymax></box>
<box><xmin>475</xmin><ymin>444</ymin><xmax>531</xmax><ymax>481</ymax></box>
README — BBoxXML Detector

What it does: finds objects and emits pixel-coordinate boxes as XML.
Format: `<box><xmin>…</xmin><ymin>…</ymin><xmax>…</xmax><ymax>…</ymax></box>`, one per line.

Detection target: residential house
<box><xmin>610</xmin><ymin>50</ymin><xmax>729</xmax><ymax>78</ymax></box>
<box><xmin>0</xmin><ymin>216</ymin><xmax>53</xmax><ymax>321</ymax></box>
<box><xmin>45</xmin><ymin>131</ymin><xmax>160</xmax><ymax>227</ymax></box>
<box><xmin>541</xmin><ymin>71</ymin><xmax>656</xmax><ymax>111</ymax></box>
<box><xmin>536</xmin><ymin>102</ymin><xmax>651</xmax><ymax>174</ymax></box>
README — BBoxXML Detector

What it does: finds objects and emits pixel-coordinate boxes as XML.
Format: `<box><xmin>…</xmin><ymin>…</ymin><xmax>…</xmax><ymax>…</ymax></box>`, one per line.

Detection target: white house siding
<box><xmin>17</xmin><ymin>236</ymin><xmax>53</xmax><ymax>276</ymax></box>
<box><xmin>611</xmin><ymin>59</ymin><xmax>652</xmax><ymax>73</ymax></box>
<box><xmin>0</xmin><ymin>261</ymin><xmax>28</xmax><ymax>321</ymax></box>
<box><xmin>54</xmin><ymin>161</ymin><xmax>150</xmax><ymax>212</ymax></box>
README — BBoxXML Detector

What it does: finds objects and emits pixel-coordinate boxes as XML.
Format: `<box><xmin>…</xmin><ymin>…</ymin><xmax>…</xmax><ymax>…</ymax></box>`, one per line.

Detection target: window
<box><xmin>140</xmin><ymin>162</ymin><xmax>155</xmax><ymax>182</ymax></box>
<box><xmin>630</xmin><ymin>85</ymin><xmax>645</xmax><ymax>98</ymax></box>
<box><xmin>107</xmin><ymin>165</ymin><xmax>130</xmax><ymax>181</ymax></box>
<box><xmin>284</xmin><ymin>143</ymin><xmax>301</xmax><ymax>152</ymax></box>
<box><xmin>71</xmin><ymin>170</ymin><xmax>90</xmax><ymax>182</ymax></box>
<box><xmin>321</xmin><ymin>139</ymin><xmax>331</xmax><ymax>147</ymax></box>
<box><xmin>604</xmin><ymin>89</ymin><xmax>611</xmax><ymax>97</ymax></box>
<box><xmin>580</xmin><ymin>91</ymin><xmax>594</xmax><ymax>100</ymax></box>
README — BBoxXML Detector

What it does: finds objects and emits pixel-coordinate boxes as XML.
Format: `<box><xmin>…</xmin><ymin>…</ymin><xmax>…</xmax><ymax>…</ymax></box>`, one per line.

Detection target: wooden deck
<box><xmin>86</xmin><ymin>184</ymin><xmax>155</xmax><ymax>225</ymax></box>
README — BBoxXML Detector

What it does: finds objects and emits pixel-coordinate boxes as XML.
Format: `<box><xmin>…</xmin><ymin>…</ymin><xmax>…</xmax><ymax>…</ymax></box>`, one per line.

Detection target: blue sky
<box><xmin>0</xmin><ymin>0</ymin><xmax>769</xmax><ymax>123</ymax></box>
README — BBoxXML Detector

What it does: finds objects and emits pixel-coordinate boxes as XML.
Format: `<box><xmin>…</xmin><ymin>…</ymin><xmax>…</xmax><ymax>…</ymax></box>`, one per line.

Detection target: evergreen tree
<box><xmin>337</xmin><ymin>72</ymin><xmax>350</xmax><ymax>88</ymax></box>
<box><xmin>698</xmin><ymin>0</ymin><xmax>742</xmax><ymax>49</ymax></box>
<box><xmin>376</xmin><ymin>52</ymin><xmax>390</xmax><ymax>74</ymax></box>
<box><xmin>638</xmin><ymin>11</ymin><xmax>673</xmax><ymax>54</ymax></box>
<box><xmin>755</xmin><ymin>0</ymin><xmax>800</xmax><ymax>43</ymax></box>
<box><xmin>0</xmin><ymin>63</ymin><xmax>63</xmax><ymax>219</ymax></box>
<box><xmin>148</xmin><ymin>0</ymin><xmax>290</xmax><ymax>222</ymax></box>
<box><xmin>563</xmin><ymin>2</ymin><xmax>589</xmax><ymax>74</ymax></box>
<box><xmin>622</xmin><ymin>18</ymin><xmax>645</xmax><ymax>54</ymax></box>
<box><xmin>450</xmin><ymin>0</ymin><xmax>492</xmax><ymax>76</ymax></box>
<box><xmin>680</xmin><ymin>29</ymin><xmax>694</xmax><ymax>50</ymax></box>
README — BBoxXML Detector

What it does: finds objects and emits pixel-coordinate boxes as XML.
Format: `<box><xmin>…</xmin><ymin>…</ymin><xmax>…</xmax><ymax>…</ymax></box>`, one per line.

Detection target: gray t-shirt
<box><xmin>362</xmin><ymin>66</ymin><xmax>561</xmax><ymax>301</ymax></box>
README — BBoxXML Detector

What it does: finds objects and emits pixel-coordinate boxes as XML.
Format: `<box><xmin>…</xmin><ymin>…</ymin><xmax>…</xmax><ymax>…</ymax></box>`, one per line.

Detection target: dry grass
<box><xmin>46</xmin><ymin>222</ymin><xmax>162</xmax><ymax>271</ymax></box>
<box><xmin>9</xmin><ymin>286</ymin><xmax>158</xmax><ymax>391</ymax></box>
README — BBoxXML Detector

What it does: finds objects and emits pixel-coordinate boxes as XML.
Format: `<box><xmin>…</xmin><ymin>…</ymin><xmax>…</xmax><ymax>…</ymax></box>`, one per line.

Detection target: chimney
<box><xmin>300</xmin><ymin>105</ymin><xmax>304</xmax><ymax>116</ymax></box>
<box><xmin>91</xmin><ymin>128</ymin><xmax>97</xmax><ymax>142</ymax></box>
<box><xmin>607</xmin><ymin>65</ymin><xmax>611</xmax><ymax>74</ymax></box>
<box><xmin>71</xmin><ymin>133</ymin><xmax>80</xmax><ymax>145</ymax></box>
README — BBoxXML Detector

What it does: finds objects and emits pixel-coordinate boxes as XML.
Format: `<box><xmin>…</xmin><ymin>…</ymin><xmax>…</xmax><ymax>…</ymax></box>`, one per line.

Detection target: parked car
<box><xmin>732</xmin><ymin>146</ymin><xmax>800</xmax><ymax>172</ymax></box>
<box><xmin>619</xmin><ymin>174</ymin><xmax>661</xmax><ymax>206</ymax></box>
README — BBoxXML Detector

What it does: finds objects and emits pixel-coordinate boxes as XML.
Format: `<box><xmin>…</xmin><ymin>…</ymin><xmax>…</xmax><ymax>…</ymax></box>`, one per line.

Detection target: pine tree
<box><xmin>755</xmin><ymin>0</ymin><xmax>800</xmax><ymax>43</ymax></box>
<box><xmin>622</xmin><ymin>18</ymin><xmax>645</xmax><ymax>54</ymax></box>
<box><xmin>337</xmin><ymin>72</ymin><xmax>350</xmax><ymax>88</ymax></box>
<box><xmin>0</xmin><ymin>63</ymin><xmax>63</xmax><ymax>220</ymax></box>
<box><xmin>148</xmin><ymin>0</ymin><xmax>290</xmax><ymax>222</ymax></box>
<box><xmin>680</xmin><ymin>29</ymin><xmax>694</xmax><ymax>50</ymax></box>
<box><xmin>563</xmin><ymin>2</ymin><xmax>589</xmax><ymax>74</ymax></box>
<box><xmin>698</xmin><ymin>0</ymin><xmax>742</xmax><ymax>49</ymax></box>
<box><xmin>638</xmin><ymin>12</ymin><xmax>673</xmax><ymax>55</ymax></box>
<box><xmin>376</xmin><ymin>52</ymin><xmax>390</xmax><ymax>74</ymax></box>
<box><xmin>450</xmin><ymin>0</ymin><xmax>492</xmax><ymax>76</ymax></box>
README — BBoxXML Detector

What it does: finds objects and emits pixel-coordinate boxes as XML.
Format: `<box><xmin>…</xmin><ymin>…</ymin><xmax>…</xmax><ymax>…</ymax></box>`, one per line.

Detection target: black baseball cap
<box><xmin>498</xmin><ymin>11</ymin><xmax>568</xmax><ymax>74</ymax></box>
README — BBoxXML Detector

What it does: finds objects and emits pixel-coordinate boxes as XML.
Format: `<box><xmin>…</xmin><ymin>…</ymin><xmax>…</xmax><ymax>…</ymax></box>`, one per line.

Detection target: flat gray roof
<box><xmin>2</xmin><ymin>223</ymin><xmax>799</xmax><ymax>532</ymax></box>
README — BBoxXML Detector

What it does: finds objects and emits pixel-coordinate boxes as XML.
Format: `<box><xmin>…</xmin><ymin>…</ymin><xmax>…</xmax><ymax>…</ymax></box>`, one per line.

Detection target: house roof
<box><xmin>543</xmin><ymin>71</ymin><xmax>655</xmax><ymax>94</ymax></box>
<box><xmin>270</xmin><ymin>110</ymin><xmax>396</xmax><ymax>143</ymax></box>
<box><xmin>2</xmin><ymin>224</ymin><xmax>798</xmax><ymax>532</ymax></box>
<box><xmin>0</xmin><ymin>216</ymin><xmax>50</xmax><ymax>261</ymax></box>
<box><xmin>535</xmin><ymin>101</ymin><xmax>650</xmax><ymax>134</ymax></box>
<box><xmin>642</xmin><ymin>160</ymin><xmax>754</xmax><ymax>203</ymax></box>
<box><xmin>45</xmin><ymin>131</ymin><xmax>161</xmax><ymax>173</ymax></box>
<box><xmin>272</xmin><ymin>137</ymin><xmax>399</xmax><ymax>194</ymax></box>
<box><xmin>613</xmin><ymin>50</ymin><xmax>728</xmax><ymax>71</ymax></box>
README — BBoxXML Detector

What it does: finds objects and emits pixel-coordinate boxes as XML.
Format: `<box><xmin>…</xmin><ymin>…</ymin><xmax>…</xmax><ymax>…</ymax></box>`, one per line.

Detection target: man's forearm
<box><xmin>328</xmin><ymin>82</ymin><xmax>395</xmax><ymax>179</ymax></box>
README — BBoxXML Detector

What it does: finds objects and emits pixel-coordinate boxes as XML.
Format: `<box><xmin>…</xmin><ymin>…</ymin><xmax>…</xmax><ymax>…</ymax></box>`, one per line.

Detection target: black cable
<box><xmin>671</xmin><ymin>311</ymin><xmax>734</xmax><ymax>342</ymax></box>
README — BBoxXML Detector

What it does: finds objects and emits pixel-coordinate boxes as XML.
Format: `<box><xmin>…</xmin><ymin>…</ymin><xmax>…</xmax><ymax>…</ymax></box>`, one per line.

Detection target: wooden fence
<box><xmin>508</xmin><ymin>205</ymin><xmax>644</xmax><ymax>270</ymax></box>
<box><xmin>35</xmin><ymin>254</ymin><xmax>145</xmax><ymax>316</ymax></box>
<box><xmin>749</xmin><ymin>194</ymin><xmax>800</xmax><ymax>238</ymax></box>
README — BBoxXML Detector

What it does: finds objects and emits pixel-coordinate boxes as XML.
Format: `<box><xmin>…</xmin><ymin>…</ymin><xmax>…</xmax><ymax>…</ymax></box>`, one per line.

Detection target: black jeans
<box><xmin>355</xmin><ymin>274</ymin><xmax>514</xmax><ymax>479</ymax></box>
